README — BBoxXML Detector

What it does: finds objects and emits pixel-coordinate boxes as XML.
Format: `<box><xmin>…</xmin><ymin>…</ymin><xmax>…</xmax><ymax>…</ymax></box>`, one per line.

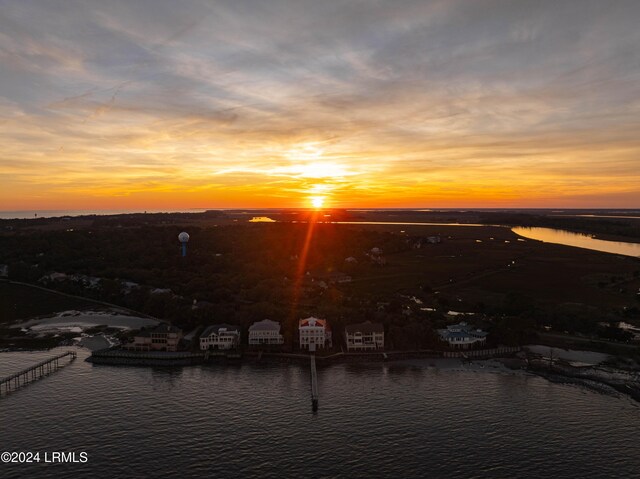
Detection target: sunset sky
<box><xmin>1</xmin><ymin>0</ymin><xmax>639</xmax><ymax>210</ymax></box>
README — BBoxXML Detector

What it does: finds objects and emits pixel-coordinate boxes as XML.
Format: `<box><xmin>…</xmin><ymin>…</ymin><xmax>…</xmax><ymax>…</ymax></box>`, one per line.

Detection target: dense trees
<box><xmin>0</xmin><ymin>221</ymin><xmax>410</xmax><ymax>338</ymax></box>
<box><xmin>2</xmin><ymin>213</ymin><xmax>637</xmax><ymax>350</ymax></box>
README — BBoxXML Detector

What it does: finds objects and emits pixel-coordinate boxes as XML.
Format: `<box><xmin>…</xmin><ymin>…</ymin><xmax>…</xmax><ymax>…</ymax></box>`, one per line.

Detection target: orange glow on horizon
<box><xmin>310</xmin><ymin>196</ymin><xmax>326</xmax><ymax>209</ymax></box>
<box><xmin>4</xmin><ymin>136</ymin><xmax>638</xmax><ymax>210</ymax></box>
<box><xmin>1</xmin><ymin>3</ymin><xmax>639</xmax><ymax>210</ymax></box>
<box><xmin>1</xmin><ymin>112</ymin><xmax>638</xmax><ymax>211</ymax></box>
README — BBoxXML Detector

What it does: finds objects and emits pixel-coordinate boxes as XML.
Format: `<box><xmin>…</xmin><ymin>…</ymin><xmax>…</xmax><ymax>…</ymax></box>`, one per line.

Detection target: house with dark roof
<box><xmin>438</xmin><ymin>322</ymin><xmax>487</xmax><ymax>349</ymax></box>
<box><xmin>200</xmin><ymin>324</ymin><xmax>241</xmax><ymax>350</ymax></box>
<box><xmin>345</xmin><ymin>321</ymin><xmax>384</xmax><ymax>351</ymax></box>
<box><xmin>248</xmin><ymin>319</ymin><xmax>284</xmax><ymax>346</ymax></box>
<box><xmin>125</xmin><ymin>323</ymin><xmax>183</xmax><ymax>352</ymax></box>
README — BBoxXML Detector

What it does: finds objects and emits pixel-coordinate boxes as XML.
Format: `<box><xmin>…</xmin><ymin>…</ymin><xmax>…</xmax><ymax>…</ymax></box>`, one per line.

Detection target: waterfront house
<box><xmin>248</xmin><ymin>319</ymin><xmax>284</xmax><ymax>346</ymax></box>
<box><xmin>345</xmin><ymin>321</ymin><xmax>384</xmax><ymax>351</ymax></box>
<box><xmin>200</xmin><ymin>324</ymin><xmax>241</xmax><ymax>350</ymax></box>
<box><xmin>438</xmin><ymin>322</ymin><xmax>487</xmax><ymax>349</ymax></box>
<box><xmin>299</xmin><ymin>317</ymin><xmax>332</xmax><ymax>352</ymax></box>
<box><xmin>125</xmin><ymin>324</ymin><xmax>183</xmax><ymax>352</ymax></box>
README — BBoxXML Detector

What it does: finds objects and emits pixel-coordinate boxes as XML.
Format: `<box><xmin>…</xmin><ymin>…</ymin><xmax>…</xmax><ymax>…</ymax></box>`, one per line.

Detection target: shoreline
<box><xmin>84</xmin><ymin>345</ymin><xmax>522</xmax><ymax>366</ymax></box>
<box><xmin>4</xmin><ymin>345</ymin><xmax>639</xmax><ymax>404</ymax></box>
<box><xmin>497</xmin><ymin>354</ymin><xmax>640</xmax><ymax>403</ymax></box>
<box><xmin>84</xmin><ymin>345</ymin><xmax>640</xmax><ymax>404</ymax></box>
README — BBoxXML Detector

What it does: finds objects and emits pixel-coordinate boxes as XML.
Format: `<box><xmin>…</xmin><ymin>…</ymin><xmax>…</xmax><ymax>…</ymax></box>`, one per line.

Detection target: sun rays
<box><xmin>310</xmin><ymin>196</ymin><xmax>326</xmax><ymax>209</ymax></box>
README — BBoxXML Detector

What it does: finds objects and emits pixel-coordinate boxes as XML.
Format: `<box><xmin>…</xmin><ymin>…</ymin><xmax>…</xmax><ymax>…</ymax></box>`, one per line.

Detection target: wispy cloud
<box><xmin>1</xmin><ymin>0</ymin><xmax>639</xmax><ymax>209</ymax></box>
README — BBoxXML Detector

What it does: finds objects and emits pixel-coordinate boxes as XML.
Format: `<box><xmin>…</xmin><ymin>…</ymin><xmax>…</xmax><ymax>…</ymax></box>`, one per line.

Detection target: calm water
<box><xmin>336</xmin><ymin>222</ymin><xmax>640</xmax><ymax>258</ymax></box>
<box><xmin>513</xmin><ymin>226</ymin><xmax>640</xmax><ymax>258</ymax></box>
<box><xmin>329</xmin><ymin>221</ymin><xmax>640</xmax><ymax>258</ymax></box>
<box><xmin>1</xmin><ymin>348</ymin><xmax>639</xmax><ymax>479</ymax></box>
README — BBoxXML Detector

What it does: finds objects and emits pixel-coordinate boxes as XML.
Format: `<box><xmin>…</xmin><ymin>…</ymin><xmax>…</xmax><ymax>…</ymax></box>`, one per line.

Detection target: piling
<box><xmin>1</xmin><ymin>351</ymin><xmax>77</xmax><ymax>395</ymax></box>
<box><xmin>310</xmin><ymin>354</ymin><xmax>319</xmax><ymax>411</ymax></box>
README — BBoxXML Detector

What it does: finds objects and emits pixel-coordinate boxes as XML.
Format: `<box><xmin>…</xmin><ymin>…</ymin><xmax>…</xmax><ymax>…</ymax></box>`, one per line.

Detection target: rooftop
<box><xmin>201</xmin><ymin>323</ymin><xmax>240</xmax><ymax>337</ymax></box>
<box><xmin>438</xmin><ymin>322</ymin><xmax>488</xmax><ymax>340</ymax></box>
<box><xmin>299</xmin><ymin>317</ymin><xmax>328</xmax><ymax>328</ymax></box>
<box><xmin>345</xmin><ymin>321</ymin><xmax>384</xmax><ymax>334</ymax></box>
<box><xmin>249</xmin><ymin>319</ymin><xmax>281</xmax><ymax>331</ymax></box>
<box><xmin>133</xmin><ymin>323</ymin><xmax>181</xmax><ymax>338</ymax></box>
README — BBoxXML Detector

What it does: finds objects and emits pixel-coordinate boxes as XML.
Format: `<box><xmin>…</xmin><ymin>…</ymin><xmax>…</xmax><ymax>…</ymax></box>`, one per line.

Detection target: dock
<box><xmin>1</xmin><ymin>351</ymin><xmax>77</xmax><ymax>395</ymax></box>
<box><xmin>310</xmin><ymin>354</ymin><xmax>319</xmax><ymax>411</ymax></box>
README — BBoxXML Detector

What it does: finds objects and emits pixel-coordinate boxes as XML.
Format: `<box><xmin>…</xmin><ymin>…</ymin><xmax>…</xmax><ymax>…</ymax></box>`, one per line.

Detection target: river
<box><xmin>259</xmin><ymin>218</ymin><xmax>640</xmax><ymax>258</ymax></box>
<box><xmin>1</xmin><ymin>348</ymin><xmax>639</xmax><ymax>478</ymax></box>
<box><xmin>512</xmin><ymin>226</ymin><xmax>640</xmax><ymax>258</ymax></box>
<box><xmin>333</xmin><ymin>221</ymin><xmax>640</xmax><ymax>258</ymax></box>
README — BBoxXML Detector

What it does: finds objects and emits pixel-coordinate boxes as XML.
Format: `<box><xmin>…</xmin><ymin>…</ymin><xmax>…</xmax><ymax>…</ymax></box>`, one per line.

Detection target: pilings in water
<box><xmin>0</xmin><ymin>351</ymin><xmax>77</xmax><ymax>395</ymax></box>
<box><xmin>310</xmin><ymin>354</ymin><xmax>319</xmax><ymax>412</ymax></box>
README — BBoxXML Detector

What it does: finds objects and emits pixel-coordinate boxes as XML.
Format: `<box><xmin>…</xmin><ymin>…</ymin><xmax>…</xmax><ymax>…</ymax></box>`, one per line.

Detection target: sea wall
<box><xmin>88</xmin><ymin>346</ymin><xmax>522</xmax><ymax>367</ymax></box>
<box><xmin>87</xmin><ymin>348</ymin><xmax>205</xmax><ymax>366</ymax></box>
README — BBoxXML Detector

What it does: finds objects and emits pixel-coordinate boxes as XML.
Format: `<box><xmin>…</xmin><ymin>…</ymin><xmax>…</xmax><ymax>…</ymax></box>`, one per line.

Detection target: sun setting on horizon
<box><xmin>310</xmin><ymin>196</ymin><xmax>326</xmax><ymax>209</ymax></box>
<box><xmin>1</xmin><ymin>1</ymin><xmax>639</xmax><ymax>211</ymax></box>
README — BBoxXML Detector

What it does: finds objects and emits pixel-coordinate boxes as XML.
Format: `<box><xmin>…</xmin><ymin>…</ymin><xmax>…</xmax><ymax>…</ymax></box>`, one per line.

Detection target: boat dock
<box><xmin>310</xmin><ymin>354</ymin><xmax>319</xmax><ymax>412</ymax></box>
<box><xmin>1</xmin><ymin>351</ymin><xmax>77</xmax><ymax>395</ymax></box>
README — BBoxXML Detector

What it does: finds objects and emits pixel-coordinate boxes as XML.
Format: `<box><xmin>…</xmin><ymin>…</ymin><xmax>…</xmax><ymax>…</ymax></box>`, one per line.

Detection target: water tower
<box><xmin>178</xmin><ymin>231</ymin><xmax>190</xmax><ymax>257</ymax></box>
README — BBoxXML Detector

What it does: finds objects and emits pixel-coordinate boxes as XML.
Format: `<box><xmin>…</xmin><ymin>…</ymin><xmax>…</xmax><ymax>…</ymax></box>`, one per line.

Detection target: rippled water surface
<box><xmin>2</xmin><ymin>348</ymin><xmax>639</xmax><ymax>479</ymax></box>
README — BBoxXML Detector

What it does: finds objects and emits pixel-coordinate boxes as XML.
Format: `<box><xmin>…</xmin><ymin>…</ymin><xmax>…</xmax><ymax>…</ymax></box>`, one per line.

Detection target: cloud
<box><xmin>0</xmin><ymin>0</ymin><xmax>639</xmax><ymax>209</ymax></box>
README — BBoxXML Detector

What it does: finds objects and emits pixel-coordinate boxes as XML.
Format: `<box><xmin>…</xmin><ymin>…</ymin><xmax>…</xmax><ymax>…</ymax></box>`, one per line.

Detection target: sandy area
<box><xmin>393</xmin><ymin>357</ymin><xmax>520</xmax><ymax>375</ymax></box>
<box><xmin>524</xmin><ymin>345</ymin><xmax>610</xmax><ymax>366</ymax></box>
<box><xmin>13</xmin><ymin>310</ymin><xmax>158</xmax><ymax>334</ymax></box>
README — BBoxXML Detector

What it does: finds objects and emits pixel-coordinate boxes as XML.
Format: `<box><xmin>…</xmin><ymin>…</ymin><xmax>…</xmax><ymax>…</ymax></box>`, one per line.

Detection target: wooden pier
<box><xmin>310</xmin><ymin>354</ymin><xmax>319</xmax><ymax>412</ymax></box>
<box><xmin>1</xmin><ymin>351</ymin><xmax>77</xmax><ymax>395</ymax></box>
